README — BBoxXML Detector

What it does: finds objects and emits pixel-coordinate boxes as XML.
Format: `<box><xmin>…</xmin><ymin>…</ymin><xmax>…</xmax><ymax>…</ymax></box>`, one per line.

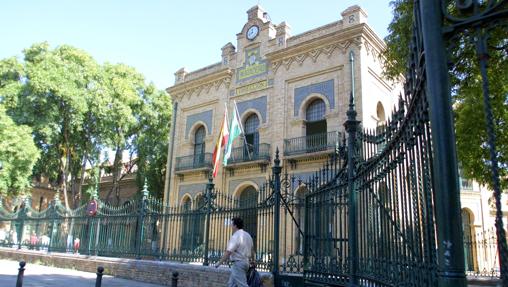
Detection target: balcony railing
<box><xmin>175</xmin><ymin>153</ymin><xmax>213</xmax><ymax>171</ymax></box>
<box><xmin>284</xmin><ymin>131</ymin><xmax>341</xmax><ymax>156</ymax></box>
<box><xmin>226</xmin><ymin>143</ymin><xmax>271</xmax><ymax>165</ymax></box>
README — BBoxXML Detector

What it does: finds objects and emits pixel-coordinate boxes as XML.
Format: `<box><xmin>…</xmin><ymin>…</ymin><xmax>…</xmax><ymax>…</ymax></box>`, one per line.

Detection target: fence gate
<box><xmin>301</xmin><ymin>1</ymin><xmax>508</xmax><ymax>287</ymax></box>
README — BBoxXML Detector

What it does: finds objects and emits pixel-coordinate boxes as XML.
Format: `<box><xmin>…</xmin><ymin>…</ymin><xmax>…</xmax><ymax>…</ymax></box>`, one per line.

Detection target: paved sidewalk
<box><xmin>0</xmin><ymin>259</ymin><xmax>166</xmax><ymax>287</ymax></box>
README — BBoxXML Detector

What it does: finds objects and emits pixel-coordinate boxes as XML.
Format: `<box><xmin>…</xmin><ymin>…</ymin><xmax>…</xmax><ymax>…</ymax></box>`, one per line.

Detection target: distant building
<box><xmin>5</xmin><ymin>159</ymin><xmax>141</xmax><ymax>211</ymax></box>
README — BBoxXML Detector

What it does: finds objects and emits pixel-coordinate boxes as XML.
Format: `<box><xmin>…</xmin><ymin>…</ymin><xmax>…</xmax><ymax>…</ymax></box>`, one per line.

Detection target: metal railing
<box><xmin>175</xmin><ymin>153</ymin><xmax>212</xmax><ymax>171</ymax></box>
<box><xmin>226</xmin><ymin>143</ymin><xmax>270</xmax><ymax>165</ymax></box>
<box><xmin>283</xmin><ymin>131</ymin><xmax>341</xmax><ymax>156</ymax></box>
<box><xmin>464</xmin><ymin>228</ymin><xmax>506</xmax><ymax>278</ymax></box>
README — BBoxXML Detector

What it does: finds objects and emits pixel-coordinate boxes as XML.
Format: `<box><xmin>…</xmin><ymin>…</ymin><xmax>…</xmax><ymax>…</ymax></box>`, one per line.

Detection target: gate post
<box><xmin>203</xmin><ymin>173</ymin><xmax>214</xmax><ymax>266</ymax></box>
<box><xmin>344</xmin><ymin>50</ymin><xmax>360</xmax><ymax>286</ymax></box>
<box><xmin>271</xmin><ymin>148</ymin><xmax>282</xmax><ymax>284</ymax></box>
<box><xmin>418</xmin><ymin>1</ymin><xmax>466</xmax><ymax>286</ymax></box>
<box><xmin>136</xmin><ymin>180</ymin><xmax>149</xmax><ymax>259</ymax></box>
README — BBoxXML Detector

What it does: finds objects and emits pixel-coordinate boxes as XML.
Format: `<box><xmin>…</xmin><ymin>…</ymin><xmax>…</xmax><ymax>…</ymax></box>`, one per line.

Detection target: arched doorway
<box><xmin>244</xmin><ymin>114</ymin><xmax>260</xmax><ymax>158</ymax></box>
<box><xmin>238</xmin><ymin>186</ymin><xmax>258</xmax><ymax>249</ymax></box>
<box><xmin>193</xmin><ymin>126</ymin><xmax>206</xmax><ymax>167</ymax></box>
<box><xmin>193</xmin><ymin>194</ymin><xmax>206</xmax><ymax>252</ymax></box>
<box><xmin>461</xmin><ymin>208</ymin><xmax>476</xmax><ymax>271</ymax></box>
<box><xmin>294</xmin><ymin>186</ymin><xmax>308</xmax><ymax>255</ymax></box>
<box><xmin>180</xmin><ymin>196</ymin><xmax>193</xmax><ymax>252</ymax></box>
<box><xmin>305</xmin><ymin>99</ymin><xmax>327</xmax><ymax>152</ymax></box>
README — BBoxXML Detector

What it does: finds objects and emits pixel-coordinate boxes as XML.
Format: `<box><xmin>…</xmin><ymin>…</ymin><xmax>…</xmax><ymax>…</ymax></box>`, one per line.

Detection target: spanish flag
<box><xmin>212</xmin><ymin>104</ymin><xmax>229</xmax><ymax>177</ymax></box>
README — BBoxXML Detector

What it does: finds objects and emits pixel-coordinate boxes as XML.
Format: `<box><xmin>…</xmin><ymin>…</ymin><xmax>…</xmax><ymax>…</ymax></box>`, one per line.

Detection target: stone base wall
<box><xmin>0</xmin><ymin>248</ymin><xmax>273</xmax><ymax>287</ymax></box>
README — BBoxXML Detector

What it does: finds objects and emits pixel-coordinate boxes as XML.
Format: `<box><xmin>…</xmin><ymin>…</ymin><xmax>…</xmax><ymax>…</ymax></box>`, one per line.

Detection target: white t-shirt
<box><xmin>226</xmin><ymin>229</ymin><xmax>253</xmax><ymax>262</ymax></box>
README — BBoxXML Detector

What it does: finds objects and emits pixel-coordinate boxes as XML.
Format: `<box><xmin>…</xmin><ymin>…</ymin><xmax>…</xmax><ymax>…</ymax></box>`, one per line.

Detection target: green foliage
<box><xmin>383</xmin><ymin>0</ymin><xmax>413</xmax><ymax>81</ymax></box>
<box><xmin>135</xmin><ymin>87</ymin><xmax>172</xmax><ymax>199</ymax></box>
<box><xmin>0</xmin><ymin>106</ymin><xmax>40</xmax><ymax>195</ymax></box>
<box><xmin>383</xmin><ymin>1</ymin><xmax>508</xmax><ymax>189</ymax></box>
<box><xmin>454</xmin><ymin>44</ymin><xmax>508</xmax><ymax>189</ymax></box>
<box><xmin>0</xmin><ymin>42</ymin><xmax>171</xmax><ymax>203</ymax></box>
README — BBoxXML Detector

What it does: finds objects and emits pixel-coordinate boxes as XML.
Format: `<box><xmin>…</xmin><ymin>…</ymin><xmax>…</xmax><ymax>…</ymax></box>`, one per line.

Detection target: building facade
<box><xmin>162</xmin><ymin>5</ymin><xmax>508</xmax><ymax>274</ymax></box>
<box><xmin>164</xmin><ymin>5</ymin><xmax>399</xmax><ymax>210</ymax></box>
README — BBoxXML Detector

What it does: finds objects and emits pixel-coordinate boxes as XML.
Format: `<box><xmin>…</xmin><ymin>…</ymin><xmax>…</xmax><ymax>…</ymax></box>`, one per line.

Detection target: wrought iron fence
<box><xmin>464</xmin><ymin>228</ymin><xmax>506</xmax><ymax>278</ymax></box>
<box><xmin>158</xmin><ymin>180</ymin><xmax>277</xmax><ymax>270</ymax></box>
<box><xmin>0</xmin><ymin>189</ymin><xmax>160</xmax><ymax>259</ymax></box>
<box><xmin>0</xmin><ymin>2</ymin><xmax>506</xmax><ymax>287</ymax></box>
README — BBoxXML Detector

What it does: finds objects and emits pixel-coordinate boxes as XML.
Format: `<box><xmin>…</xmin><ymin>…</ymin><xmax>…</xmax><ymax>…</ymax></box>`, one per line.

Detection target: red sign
<box><xmin>86</xmin><ymin>200</ymin><xmax>98</xmax><ymax>216</ymax></box>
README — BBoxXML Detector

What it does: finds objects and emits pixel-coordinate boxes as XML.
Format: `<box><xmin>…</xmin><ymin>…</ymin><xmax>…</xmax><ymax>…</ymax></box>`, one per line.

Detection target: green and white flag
<box><xmin>223</xmin><ymin>101</ymin><xmax>244</xmax><ymax>166</ymax></box>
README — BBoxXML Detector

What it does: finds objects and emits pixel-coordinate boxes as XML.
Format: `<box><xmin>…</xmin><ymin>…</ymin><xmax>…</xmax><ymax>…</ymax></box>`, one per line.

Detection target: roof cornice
<box><xmin>166</xmin><ymin>68</ymin><xmax>233</xmax><ymax>98</ymax></box>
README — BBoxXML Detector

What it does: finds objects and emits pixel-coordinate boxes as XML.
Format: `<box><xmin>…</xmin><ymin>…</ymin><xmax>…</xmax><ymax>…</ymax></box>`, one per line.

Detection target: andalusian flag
<box><xmin>212</xmin><ymin>104</ymin><xmax>229</xmax><ymax>177</ymax></box>
<box><xmin>224</xmin><ymin>101</ymin><xmax>244</xmax><ymax>166</ymax></box>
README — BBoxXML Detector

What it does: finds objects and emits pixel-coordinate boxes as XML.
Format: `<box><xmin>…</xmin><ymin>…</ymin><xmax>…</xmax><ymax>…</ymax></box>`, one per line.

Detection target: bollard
<box><xmin>171</xmin><ymin>271</ymin><xmax>179</xmax><ymax>287</ymax></box>
<box><xmin>95</xmin><ymin>266</ymin><xmax>104</xmax><ymax>287</ymax></box>
<box><xmin>16</xmin><ymin>261</ymin><xmax>26</xmax><ymax>287</ymax></box>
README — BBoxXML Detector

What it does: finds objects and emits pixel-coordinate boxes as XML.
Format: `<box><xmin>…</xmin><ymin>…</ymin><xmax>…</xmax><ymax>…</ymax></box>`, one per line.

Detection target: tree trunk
<box><xmin>74</xmin><ymin>154</ymin><xmax>88</xmax><ymax>208</ymax></box>
<box><xmin>61</xmin><ymin>156</ymin><xmax>70</xmax><ymax>209</ymax></box>
<box><xmin>60</xmin><ymin>119</ymin><xmax>71</xmax><ymax>209</ymax></box>
<box><xmin>105</xmin><ymin>146</ymin><xmax>122</xmax><ymax>205</ymax></box>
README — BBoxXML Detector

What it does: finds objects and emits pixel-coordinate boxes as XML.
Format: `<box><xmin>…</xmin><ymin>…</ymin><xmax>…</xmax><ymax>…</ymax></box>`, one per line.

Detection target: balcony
<box><xmin>175</xmin><ymin>153</ymin><xmax>213</xmax><ymax>172</ymax></box>
<box><xmin>226</xmin><ymin>143</ymin><xmax>271</xmax><ymax>165</ymax></box>
<box><xmin>284</xmin><ymin>131</ymin><xmax>341</xmax><ymax>157</ymax></box>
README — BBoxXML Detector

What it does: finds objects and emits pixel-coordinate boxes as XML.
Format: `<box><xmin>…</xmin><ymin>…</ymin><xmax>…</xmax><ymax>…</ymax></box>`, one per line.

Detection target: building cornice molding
<box><xmin>167</xmin><ymin>68</ymin><xmax>233</xmax><ymax>101</ymax></box>
<box><xmin>267</xmin><ymin>24</ymin><xmax>386</xmax><ymax>73</ymax></box>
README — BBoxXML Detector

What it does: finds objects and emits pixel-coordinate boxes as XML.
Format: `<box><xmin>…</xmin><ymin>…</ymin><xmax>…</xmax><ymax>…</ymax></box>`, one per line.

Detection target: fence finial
<box><xmin>142</xmin><ymin>178</ymin><xmax>149</xmax><ymax>198</ymax></box>
<box><xmin>349</xmin><ymin>50</ymin><xmax>356</xmax><ymax>110</ymax></box>
<box><xmin>274</xmin><ymin>147</ymin><xmax>280</xmax><ymax>167</ymax></box>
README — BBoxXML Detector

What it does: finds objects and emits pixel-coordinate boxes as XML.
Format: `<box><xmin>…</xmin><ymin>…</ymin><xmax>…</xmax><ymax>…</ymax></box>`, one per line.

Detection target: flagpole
<box><xmin>233</xmin><ymin>100</ymin><xmax>252</xmax><ymax>160</ymax></box>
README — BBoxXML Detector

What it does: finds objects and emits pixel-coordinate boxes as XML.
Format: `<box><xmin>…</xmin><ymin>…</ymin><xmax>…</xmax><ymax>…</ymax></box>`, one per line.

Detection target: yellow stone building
<box><xmin>162</xmin><ymin>4</ymin><xmax>508</xmax><ymax>273</ymax></box>
<box><xmin>163</xmin><ymin>5</ymin><xmax>399</xmax><ymax>209</ymax></box>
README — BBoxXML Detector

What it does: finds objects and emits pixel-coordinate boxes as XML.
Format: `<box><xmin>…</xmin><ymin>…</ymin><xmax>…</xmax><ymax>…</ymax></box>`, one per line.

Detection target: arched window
<box><xmin>305</xmin><ymin>99</ymin><xmax>327</xmax><ymax>152</ymax></box>
<box><xmin>193</xmin><ymin>126</ymin><xmax>206</xmax><ymax>167</ymax></box>
<box><xmin>376</xmin><ymin>102</ymin><xmax>387</xmax><ymax>152</ymax></box>
<box><xmin>376</xmin><ymin>102</ymin><xmax>386</xmax><ymax>124</ymax></box>
<box><xmin>239</xmin><ymin>186</ymin><xmax>258</xmax><ymax>249</ymax></box>
<box><xmin>462</xmin><ymin>209</ymin><xmax>477</xmax><ymax>271</ymax></box>
<box><xmin>244</xmin><ymin>114</ymin><xmax>260</xmax><ymax>158</ymax></box>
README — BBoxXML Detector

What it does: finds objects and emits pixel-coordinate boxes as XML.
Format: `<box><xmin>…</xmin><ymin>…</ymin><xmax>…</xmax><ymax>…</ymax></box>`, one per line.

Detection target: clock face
<box><xmin>246</xmin><ymin>25</ymin><xmax>259</xmax><ymax>40</ymax></box>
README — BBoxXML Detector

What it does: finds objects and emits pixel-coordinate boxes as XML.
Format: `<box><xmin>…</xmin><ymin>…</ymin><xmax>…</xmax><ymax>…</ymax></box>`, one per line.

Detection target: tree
<box><xmin>0</xmin><ymin>106</ymin><xmax>40</xmax><ymax>195</ymax></box>
<box><xmin>383</xmin><ymin>1</ymin><xmax>507</xmax><ymax>189</ymax></box>
<box><xmin>1</xmin><ymin>43</ymin><xmax>103</xmax><ymax>208</ymax></box>
<box><xmin>100</xmin><ymin>63</ymin><xmax>145</xmax><ymax>204</ymax></box>
<box><xmin>135</xmin><ymin>86</ymin><xmax>172</xmax><ymax>199</ymax></box>
<box><xmin>100</xmin><ymin>64</ymin><xmax>171</xmax><ymax>203</ymax></box>
<box><xmin>0</xmin><ymin>42</ymin><xmax>171</xmax><ymax>205</ymax></box>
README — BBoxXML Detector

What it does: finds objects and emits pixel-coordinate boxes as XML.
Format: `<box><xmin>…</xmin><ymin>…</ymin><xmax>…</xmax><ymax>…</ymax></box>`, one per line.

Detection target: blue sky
<box><xmin>1</xmin><ymin>1</ymin><xmax>394</xmax><ymax>90</ymax></box>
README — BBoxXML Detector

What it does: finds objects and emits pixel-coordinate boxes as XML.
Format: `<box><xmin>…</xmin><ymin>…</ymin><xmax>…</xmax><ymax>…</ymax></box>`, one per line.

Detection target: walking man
<box><xmin>215</xmin><ymin>217</ymin><xmax>253</xmax><ymax>287</ymax></box>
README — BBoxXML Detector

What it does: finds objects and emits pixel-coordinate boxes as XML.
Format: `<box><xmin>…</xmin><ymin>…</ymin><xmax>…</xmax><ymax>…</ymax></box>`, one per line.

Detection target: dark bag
<box><xmin>247</xmin><ymin>266</ymin><xmax>263</xmax><ymax>287</ymax></box>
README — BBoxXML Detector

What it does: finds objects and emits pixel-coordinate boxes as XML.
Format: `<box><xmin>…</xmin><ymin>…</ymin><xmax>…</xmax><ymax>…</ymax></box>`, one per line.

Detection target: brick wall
<box><xmin>0</xmin><ymin>248</ymin><xmax>273</xmax><ymax>287</ymax></box>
